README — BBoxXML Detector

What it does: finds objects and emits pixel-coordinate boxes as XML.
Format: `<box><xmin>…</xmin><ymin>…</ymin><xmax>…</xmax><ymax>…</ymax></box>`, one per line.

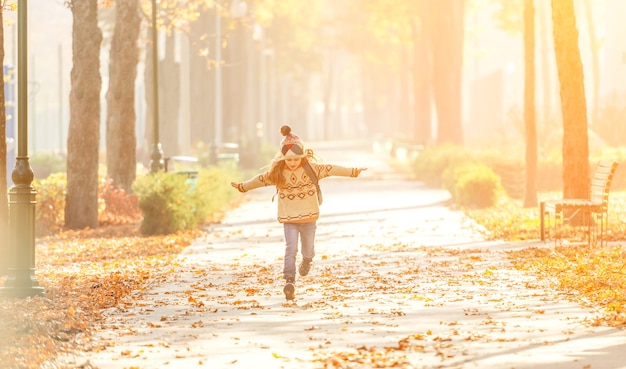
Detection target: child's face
<box><xmin>284</xmin><ymin>157</ymin><xmax>302</xmax><ymax>171</ymax></box>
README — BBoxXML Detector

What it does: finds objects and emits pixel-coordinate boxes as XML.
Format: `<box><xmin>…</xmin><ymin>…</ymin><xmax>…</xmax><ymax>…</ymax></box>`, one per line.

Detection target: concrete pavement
<box><xmin>63</xmin><ymin>142</ymin><xmax>626</xmax><ymax>369</ymax></box>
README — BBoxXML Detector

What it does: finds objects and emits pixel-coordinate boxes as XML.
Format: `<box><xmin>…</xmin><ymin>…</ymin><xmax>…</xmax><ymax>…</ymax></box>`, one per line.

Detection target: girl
<box><xmin>231</xmin><ymin>125</ymin><xmax>366</xmax><ymax>300</ymax></box>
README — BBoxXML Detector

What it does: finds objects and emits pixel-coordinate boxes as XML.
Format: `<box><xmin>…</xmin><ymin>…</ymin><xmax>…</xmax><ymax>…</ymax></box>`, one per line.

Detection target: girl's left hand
<box><xmin>355</xmin><ymin>168</ymin><xmax>367</xmax><ymax>177</ymax></box>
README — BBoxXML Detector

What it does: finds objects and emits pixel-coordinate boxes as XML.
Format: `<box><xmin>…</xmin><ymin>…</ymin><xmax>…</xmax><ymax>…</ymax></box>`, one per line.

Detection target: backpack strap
<box><xmin>302</xmin><ymin>162</ymin><xmax>323</xmax><ymax>205</ymax></box>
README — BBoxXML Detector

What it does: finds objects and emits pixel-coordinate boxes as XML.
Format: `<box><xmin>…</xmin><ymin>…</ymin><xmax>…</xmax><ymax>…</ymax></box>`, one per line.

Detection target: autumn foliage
<box><xmin>0</xmin><ymin>225</ymin><xmax>204</xmax><ymax>369</ymax></box>
<box><xmin>0</xmin><ymin>166</ymin><xmax>242</xmax><ymax>368</ymax></box>
<box><xmin>34</xmin><ymin>174</ymin><xmax>142</xmax><ymax>237</ymax></box>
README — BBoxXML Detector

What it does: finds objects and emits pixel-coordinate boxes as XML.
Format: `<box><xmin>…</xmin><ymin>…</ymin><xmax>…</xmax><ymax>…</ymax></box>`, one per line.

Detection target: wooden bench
<box><xmin>540</xmin><ymin>160</ymin><xmax>619</xmax><ymax>246</ymax></box>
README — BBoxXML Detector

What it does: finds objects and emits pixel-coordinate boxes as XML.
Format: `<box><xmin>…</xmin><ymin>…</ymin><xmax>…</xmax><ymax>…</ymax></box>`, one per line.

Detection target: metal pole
<box><xmin>58</xmin><ymin>44</ymin><xmax>63</xmax><ymax>152</ymax></box>
<box><xmin>149</xmin><ymin>0</ymin><xmax>164</xmax><ymax>173</ymax></box>
<box><xmin>215</xmin><ymin>3</ymin><xmax>223</xmax><ymax>149</ymax></box>
<box><xmin>0</xmin><ymin>0</ymin><xmax>44</xmax><ymax>298</ymax></box>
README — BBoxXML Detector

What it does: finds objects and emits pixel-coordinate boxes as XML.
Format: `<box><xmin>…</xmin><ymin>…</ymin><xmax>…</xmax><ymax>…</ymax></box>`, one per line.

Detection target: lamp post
<box><xmin>0</xmin><ymin>0</ymin><xmax>44</xmax><ymax>298</ymax></box>
<box><xmin>149</xmin><ymin>0</ymin><xmax>164</xmax><ymax>173</ymax></box>
<box><xmin>231</xmin><ymin>1</ymin><xmax>247</xmax><ymax>157</ymax></box>
<box><xmin>214</xmin><ymin>1</ymin><xmax>223</xmax><ymax>151</ymax></box>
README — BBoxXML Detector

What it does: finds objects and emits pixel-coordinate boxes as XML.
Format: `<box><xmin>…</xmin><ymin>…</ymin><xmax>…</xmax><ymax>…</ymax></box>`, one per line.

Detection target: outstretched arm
<box><xmin>314</xmin><ymin>163</ymin><xmax>367</xmax><ymax>179</ymax></box>
<box><xmin>230</xmin><ymin>182</ymin><xmax>246</xmax><ymax>192</ymax></box>
<box><xmin>231</xmin><ymin>172</ymin><xmax>274</xmax><ymax>193</ymax></box>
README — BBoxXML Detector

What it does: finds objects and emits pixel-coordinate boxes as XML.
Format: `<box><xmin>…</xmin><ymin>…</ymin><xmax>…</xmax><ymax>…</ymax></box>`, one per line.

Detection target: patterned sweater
<box><xmin>240</xmin><ymin>163</ymin><xmax>359</xmax><ymax>223</ymax></box>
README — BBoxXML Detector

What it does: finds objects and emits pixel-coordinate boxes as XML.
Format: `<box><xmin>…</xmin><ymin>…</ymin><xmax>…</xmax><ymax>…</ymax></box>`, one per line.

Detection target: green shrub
<box><xmin>133</xmin><ymin>166</ymin><xmax>242</xmax><ymax>235</ymax></box>
<box><xmin>443</xmin><ymin>162</ymin><xmax>502</xmax><ymax>208</ymax></box>
<box><xmin>34</xmin><ymin>172</ymin><xmax>67</xmax><ymax>237</ymax></box>
<box><xmin>413</xmin><ymin>144</ymin><xmax>474</xmax><ymax>187</ymax></box>
<box><xmin>132</xmin><ymin>171</ymin><xmax>200</xmax><ymax>235</ymax></box>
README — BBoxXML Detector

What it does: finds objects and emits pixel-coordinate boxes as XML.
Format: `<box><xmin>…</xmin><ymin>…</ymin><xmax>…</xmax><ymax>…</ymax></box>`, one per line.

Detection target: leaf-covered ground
<box><xmin>467</xmin><ymin>192</ymin><xmax>626</xmax><ymax>328</ymax></box>
<box><xmin>0</xmin><ymin>225</ymin><xmax>205</xmax><ymax>369</ymax></box>
<box><xmin>2</xmin><ymin>187</ymin><xmax>626</xmax><ymax>368</ymax></box>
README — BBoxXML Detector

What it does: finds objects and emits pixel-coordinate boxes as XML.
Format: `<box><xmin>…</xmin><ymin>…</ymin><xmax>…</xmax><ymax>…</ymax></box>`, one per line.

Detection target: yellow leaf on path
<box><xmin>272</xmin><ymin>352</ymin><xmax>283</xmax><ymax>358</ymax></box>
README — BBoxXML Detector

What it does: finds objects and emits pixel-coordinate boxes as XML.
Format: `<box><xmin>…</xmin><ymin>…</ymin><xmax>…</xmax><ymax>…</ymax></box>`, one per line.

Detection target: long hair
<box><xmin>268</xmin><ymin>149</ymin><xmax>319</xmax><ymax>188</ymax></box>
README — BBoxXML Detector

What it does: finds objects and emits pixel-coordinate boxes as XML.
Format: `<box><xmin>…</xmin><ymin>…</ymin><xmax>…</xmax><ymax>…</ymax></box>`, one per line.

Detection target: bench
<box><xmin>540</xmin><ymin>160</ymin><xmax>619</xmax><ymax>246</ymax></box>
<box><xmin>164</xmin><ymin>156</ymin><xmax>199</xmax><ymax>191</ymax></box>
<box><xmin>210</xmin><ymin>142</ymin><xmax>240</xmax><ymax>165</ymax></box>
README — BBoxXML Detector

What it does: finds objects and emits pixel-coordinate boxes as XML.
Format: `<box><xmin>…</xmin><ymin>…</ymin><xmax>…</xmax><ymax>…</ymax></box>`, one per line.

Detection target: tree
<box><xmin>159</xmin><ymin>33</ymin><xmax>181</xmax><ymax>156</ymax></box>
<box><xmin>0</xmin><ymin>6</ymin><xmax>8</xmax><ymax>275</ymax></box>
<box><xmin>524</xmin><ymin>0</ymin><xmax>538</xmax><ymax>207</ymax></box>
<box><xmin>580</xmin><ymin>0</ymin><xmax>599</xmax><ymax>126</ymax></box>
<box><xmin>65</xmin><ymin>0</ymin><xmax>103</xmax><ymax>229</ymax></box>
<box><xmin>551</xmin><ymin>0</ymin><xmax>589</xmax><ymax>200</ymax></box>
<box><xmin>428</xmin><ymin>0</ymin><xmax>464</xmax><ymax>145</ymax></box>
<box><xmin>106</xmin><ymin>0</ymin><xmax>141</xmax><ymax>193</ymax></box>
<box><xmin>536</xmin><ymin>1</ymin><xmax>554</xmax><ymax>132</ymax></box>
<box><xmin>411</xmin><ymin>0</ymin><xmax>432</xmax><ymax>145</ymax></box>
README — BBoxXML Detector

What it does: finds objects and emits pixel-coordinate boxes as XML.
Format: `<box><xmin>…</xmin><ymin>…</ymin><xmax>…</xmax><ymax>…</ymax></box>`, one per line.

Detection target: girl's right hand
<box><xmin>231</xmin><ymin>182</ymin><xmax>244</xmax><ymax>192</ymax></box>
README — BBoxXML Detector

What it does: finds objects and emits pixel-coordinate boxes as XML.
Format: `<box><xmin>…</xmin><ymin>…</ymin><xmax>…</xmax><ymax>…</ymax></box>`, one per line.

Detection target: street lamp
<box><xmin>214</xmin><ymin>1</ymin><xmax>223</xmax><ymax>153</ymax></box>
<box><xmin>0</xmin><ymin>0</ymin><xmax>45</xmax><ymax>298</ymax></box>
<box><xmin>149</xmin><ymin>0</ymin><xmax>164</xmax><ymax>173</ymax></box>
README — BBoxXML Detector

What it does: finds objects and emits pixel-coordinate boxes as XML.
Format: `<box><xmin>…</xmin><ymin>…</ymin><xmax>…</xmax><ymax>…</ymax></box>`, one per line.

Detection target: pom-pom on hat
<box><xmin>279</xmin><ymin>125</ymin><xmax>305</xmax><ymax>159</ymax></box>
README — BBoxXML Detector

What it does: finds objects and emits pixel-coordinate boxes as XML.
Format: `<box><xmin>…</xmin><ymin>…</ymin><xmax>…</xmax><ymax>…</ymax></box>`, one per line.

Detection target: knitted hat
<box><xmin>279</xmin><ymin>125</ymin><xmax>305</xmax><ymax>159</ymax></box>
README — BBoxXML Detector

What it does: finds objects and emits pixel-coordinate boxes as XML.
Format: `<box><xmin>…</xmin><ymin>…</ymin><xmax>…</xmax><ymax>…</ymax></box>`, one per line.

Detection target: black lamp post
<box><xmin>149</xmin><ymin>0</ymin><xmax>164</xmax><ymax>173</ymax></box>
<box><xmin>0</xmin><ymin>0</ymin><xmax>44</xmax><ymax>298</ymax></box>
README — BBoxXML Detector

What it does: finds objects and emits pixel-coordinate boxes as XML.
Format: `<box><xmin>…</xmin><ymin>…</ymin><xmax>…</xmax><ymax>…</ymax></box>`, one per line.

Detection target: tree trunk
<box><xmin>106</xmin><ymin>0</ymin><xmax>140</xmax><ymax>193</ymax></box>
<box><xmin>524</xmin><ymin>0</ymin><xmax>538</xmax><ymax>208</ymax></box>
<box><xmin>66</xmin><ymin>0</ymin><xmax>102</xmax><ymax>229</ymax></box>
<box><xmin>429</xmin><ymin>0</ymin><xmax>464</xmax><ymax>145</ymax></box>
<box><xmin>0</xmin><ymin>9</ymin><xmax>8</xmax><ymax>275</ymax></box>
<box><xmin>411</xmin><ymin>12</ymin><xmax>431</xmax><ymax>146</ymax></box>
<box><xmin>538</xmin><ymin>1</ymin><xmax>553</xmax><ymax>132</ymax></box>
<box><xmin>322</xmin><ymin>53</ymin><xmax>334</xmax><ymax>141</ymax></box>
<box><xmin>160</xmin><ymin>34</ymin><xmax>180</xmax><ymax>157</ymax></box>
<box><xmin>581</xmin><ymin>0</ymin><xmax>600</xmax><ymax>126</ymax></box>
<box><xmin>551</xmin><ymin>0</ymin><xmax>590</xmax><ymax>199</ymax></box>
<box><xmin>188</xmin><ymin>11</ymin><xmax>213</xmax><ymax>149</ymax></box>
<box><xmin>224</xmin><ymin>26</ymin><xmax>246</xmax><ymax>144</ymax></box>
<box><xmin>398</xmin><ymin>47</ymin><xmax>411</xmax><ymax>140</ymax></box>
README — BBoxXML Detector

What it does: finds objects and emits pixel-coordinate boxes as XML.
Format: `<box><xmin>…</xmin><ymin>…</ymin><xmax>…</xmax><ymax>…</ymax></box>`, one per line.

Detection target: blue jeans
<box><xmin>283</xmin><ymin>221</ymin><xmax>317</xmax><ymax>279</ymax></box>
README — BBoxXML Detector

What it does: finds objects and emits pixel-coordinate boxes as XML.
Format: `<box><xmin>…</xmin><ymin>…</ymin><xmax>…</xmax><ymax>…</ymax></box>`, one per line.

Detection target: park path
<box><xmin>64</xmin><ymin>141</ymin><xmax>626</xmax><ymax>369</ymax></box>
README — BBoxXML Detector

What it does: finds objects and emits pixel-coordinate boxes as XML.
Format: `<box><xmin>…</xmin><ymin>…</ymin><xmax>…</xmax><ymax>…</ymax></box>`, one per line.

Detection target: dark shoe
<box><xmin>283</xmin><ymin>278</ymin><xmax>295</xmax><ymax>300</ymax></box>
<box><xmin>298</xmin><ymin>259</ymin><xmax>312</xmax><ymax>276</ymax></box>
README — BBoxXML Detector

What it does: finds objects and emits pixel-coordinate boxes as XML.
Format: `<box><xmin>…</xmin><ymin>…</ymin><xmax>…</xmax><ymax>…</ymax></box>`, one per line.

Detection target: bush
<box><xmin>413</xmin><ymin>144</ymin><xmax>474</xmax><ymax>187</ymax></box>
<box><xmin>33</xmin><ymin>164</ymin><xmax>243</xmax><ymax>237</ymax></box>
<box><xmin>132</xmin><ymin>166</ymin><xmax>242</xmax><ymax>235</ymax></box>
<box><xmin>98</xmin><ymin>177</ymin><xmax>142</xmax><ymax>226</ymax></box>
<box><xmin>34</xmin><ymin>172</ymin><xmax>67</xmax><ymax>236</ymax></box>
<box><xmin>34</xmin><ymin>174</ymin><xmax>145</xmax><ymax>236</ymax></box>
<box><xmin>132</xmin><ymin>171</ymin><xmax>200</xmax><ymax>235</ymax></box>
<box><xmin>443</xmin><ymin>162</ymin><xmax>502</xmax><ymax>208</ymax></box>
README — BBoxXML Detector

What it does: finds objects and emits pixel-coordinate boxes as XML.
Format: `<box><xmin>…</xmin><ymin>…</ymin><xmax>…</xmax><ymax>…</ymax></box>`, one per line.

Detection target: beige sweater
<box><xmin>240</xmin><ymin>163</ymin><xmax>359</xmax><ymax>223</ymax></box>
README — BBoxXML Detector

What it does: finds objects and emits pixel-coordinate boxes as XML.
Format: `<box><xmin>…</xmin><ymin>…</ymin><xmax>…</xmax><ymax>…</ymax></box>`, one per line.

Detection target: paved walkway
<box><xmin>66</xmin><ymin>143</ymin><xmax>626</xmax><ymax>369</ymax></box>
